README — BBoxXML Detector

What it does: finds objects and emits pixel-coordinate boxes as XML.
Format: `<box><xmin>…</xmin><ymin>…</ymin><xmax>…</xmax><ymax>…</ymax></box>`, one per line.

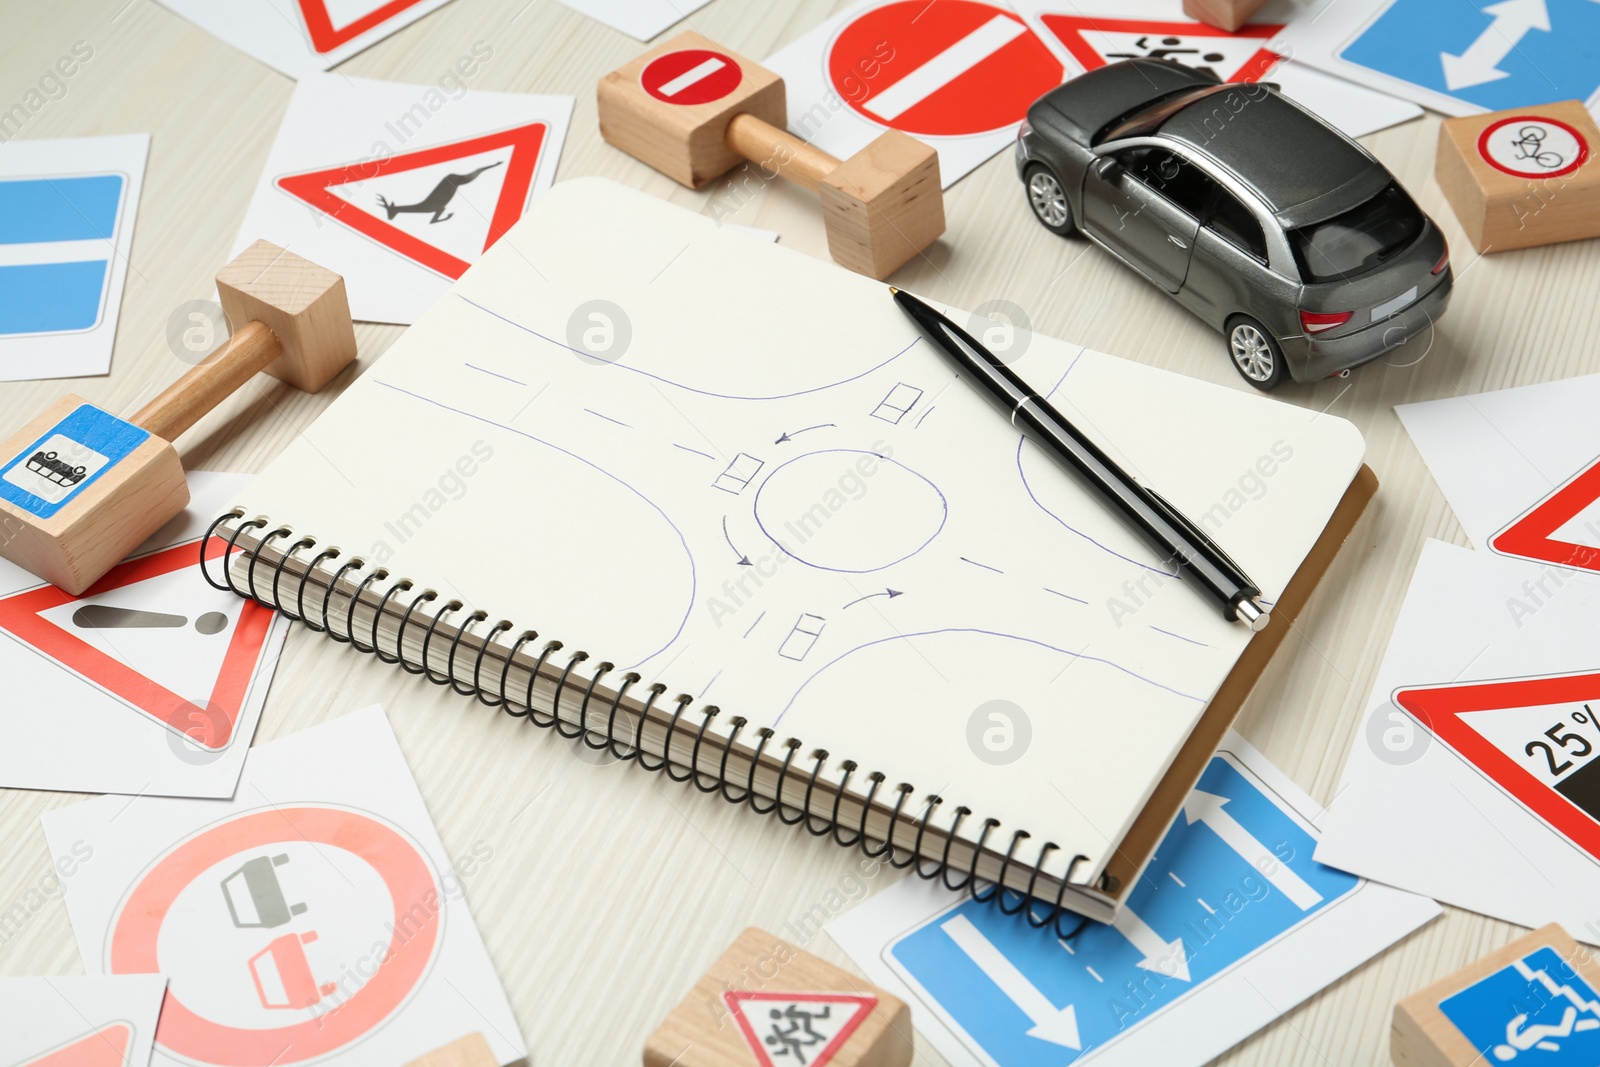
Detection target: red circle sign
<box><xmin>642</xmin><ymin>48</ymin><xmax>743</xmax><ymax>105</ymax></box>
<box><xmin>1477</xmin><ymin>115</ymin><xmax>1590</xmax><ymax>180</ymax></box>
<box><xmin>108</xmin><ymin>806</ymin><xmax>441</xmax><ymax>1065</ymax></box>
<box><xmin>828</xmin><ymin>0</ymin><xmax>1062</xmax><ymax>138</ymax></box>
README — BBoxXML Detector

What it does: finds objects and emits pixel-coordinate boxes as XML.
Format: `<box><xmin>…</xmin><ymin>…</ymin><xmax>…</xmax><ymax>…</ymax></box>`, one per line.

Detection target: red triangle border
<box><xmin>722</xmin><ymin>990</ymin><xmax>878</xmax><ymax>1067</ymax></box>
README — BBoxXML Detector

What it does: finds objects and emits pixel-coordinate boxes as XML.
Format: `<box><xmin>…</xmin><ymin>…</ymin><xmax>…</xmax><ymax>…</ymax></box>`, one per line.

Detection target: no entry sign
<box><xmin>829</xmin><ymin>0</ymin><xmax>1063</xmax><ymax>138</ymax></box>
<box><xmin>642</xmin><ymin>48</ymin><xmax>743</xmax><ymax>105</ymax></box>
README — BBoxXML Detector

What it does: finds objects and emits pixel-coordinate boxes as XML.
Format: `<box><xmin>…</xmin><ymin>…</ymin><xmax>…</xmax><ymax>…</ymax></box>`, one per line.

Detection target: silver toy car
<box><xmin>1016</xmin><ymin>59</ymin><xmax>1452</xmax><ymax>389</ymax></box>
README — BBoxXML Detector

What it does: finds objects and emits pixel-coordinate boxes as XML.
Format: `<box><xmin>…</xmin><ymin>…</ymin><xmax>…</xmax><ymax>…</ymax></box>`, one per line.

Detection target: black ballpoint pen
<box><xmin>890</xmin><ymin>287</ymin><xmax>1270</xmax><ymax>632</ymax></box>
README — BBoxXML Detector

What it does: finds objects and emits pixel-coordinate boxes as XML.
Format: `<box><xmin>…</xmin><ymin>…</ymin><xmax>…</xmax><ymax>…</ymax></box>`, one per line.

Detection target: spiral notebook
<box><xmin>209</xmin><ymin>177</ymin><xmax>1374</xmax><ymax>925</ymax></box>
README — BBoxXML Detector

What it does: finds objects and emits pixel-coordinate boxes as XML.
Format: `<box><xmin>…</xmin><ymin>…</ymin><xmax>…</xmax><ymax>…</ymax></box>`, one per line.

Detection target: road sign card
<box><xmin>0</xmin><ymin>471</ymin><xmax>289</xmax><ymax>799</ymax></box>
<box><xmin>763</xmin><ymin>0</ymin><xmax>1067</xmax><ymax>189</ymax></box>
<box><xmin>829</xmin><ymin>732</ymin><xmax>1439</xmax><ymax>1067</ymax></box>
<box><xmin>236</xmin><ymin>75</ymin><xmax>571</xmax><ymax>324</ymax></box>
<box><xmin>0</xmin><ymin>134</ymin><xmax>148</xmax><ymax>383</ymax></box>
<box><xmin>1398</xmin><ymin>370</ymin><xmax>1600</xmax><ymax>575</ymax></box>
<box><xmin>1272</xmin><ymin>0</ymin><xmax>1600</xmax><ymax>117</ymax></box>
<box><xmin>1317</xmin><ymin>540</ymin><xmax>1600</xmax><ymax>938</ymax></box>
<box><xmin>42</xmin><ymin>705</ymin><xmax>526</xmax><ymax>1067</ymax></box>
<box><xmin>154</xmin><ymin>0</ymin><xmax>456</xmax><ymax>80</ymax></box>
<box><xmin>1012</xmin><ymin>0</ymin><xmax>1423</xmax><ymax>139</ymax></box>
<box><xmin>0</xmin><ymin>974</ymin><xmax>166</xmax><ymax>1067</ymax></box>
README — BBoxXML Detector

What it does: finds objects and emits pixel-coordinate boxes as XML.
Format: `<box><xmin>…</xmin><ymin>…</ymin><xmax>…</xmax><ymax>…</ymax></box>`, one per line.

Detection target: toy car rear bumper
<box><xmin>1282</xmin><ymin>271</ymin><xmax>1453</xmax><ymax>383</ymax></box>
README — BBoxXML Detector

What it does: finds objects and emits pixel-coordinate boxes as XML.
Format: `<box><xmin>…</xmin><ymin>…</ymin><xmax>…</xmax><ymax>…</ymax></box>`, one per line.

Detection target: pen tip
<box><xmin>887</xmin><ymin>286</ymin><xmax>900</xmax><ymax>295</ymax></box>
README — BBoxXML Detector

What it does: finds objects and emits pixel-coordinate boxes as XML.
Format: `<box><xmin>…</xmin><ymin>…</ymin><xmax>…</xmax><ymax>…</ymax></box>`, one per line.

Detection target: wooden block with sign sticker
<box><xmin>1392</xmin><ymin>923</ymin><xmax>1600</xmax><ymax>1067</ymax></box>
<box><xmin>597</xmin><ymin>31</ymin><xmax>944</xmax><ymax>280</ymax></box>
<box><xmin>402</xmin><ymin>1033</ymin><xmax>497</xmax><ymax>1067</ymax></box>
<box><xmin>1181</xmin><ymin>0</ymin><xmax>1270</xmax><ymax>31</ymax></box>
<box><xmin>1435</xmin><ymin>100</ymin><xmax>1600</xmax><ymax>253</ymax></box>
<box><xmin>643</xmin><ymin>927</ymin><xmax>912</xmax><ymax>1067</ymax></box>
<box><xmin>0</xmin><ymin>240</ymin><xmax>356</xmax><ymax>595</ymax></box>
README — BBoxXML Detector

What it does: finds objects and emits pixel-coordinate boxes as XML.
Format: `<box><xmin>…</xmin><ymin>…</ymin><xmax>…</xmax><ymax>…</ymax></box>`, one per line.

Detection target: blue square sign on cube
<box><xmin>1439</xmin><ymin>945</ymin><xmax>1600</xmax><ymax>1064</ymax></box>
<box><xmin>0</xmin><ymin>174</ymin><xmax>127</xmax><ymax>338</ymax></box>
<box><xmin>1338</xmin><ymin>0</ymin><xmax>1600</xmax><ymax>113</ymax></box>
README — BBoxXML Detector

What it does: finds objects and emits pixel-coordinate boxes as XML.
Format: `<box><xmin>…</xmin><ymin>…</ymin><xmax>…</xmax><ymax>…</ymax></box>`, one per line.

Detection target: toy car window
<box><xmin>1206</xmin><ymin>190</ymin><xmax>1268</xmax><ymax>262</ymax></box>
<box><xmin>1289</xmin><ymin>182</ymin><xmax>1423</xmax><ymax>283</ymax></box>
<box><xmin>1120</xmin><ymin>147</ymin><xmax>1218</xmax><ymax>219</ymax></box>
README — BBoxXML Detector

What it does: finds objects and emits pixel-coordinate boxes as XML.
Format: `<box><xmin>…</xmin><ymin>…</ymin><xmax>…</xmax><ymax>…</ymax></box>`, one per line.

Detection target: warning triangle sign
<box><xmin>1492</xmin><ymin>457</ymin><xmax>1600</xmax><ymax>575</ymax></box>
<box><xmin>297</xmin><ymin>0</ymin><xmax>434</xmax><ymax>55</ymax></box>
<box><xmin>1037</xmin><ymin>15</ymin><xmax>1282</xmax><ymax>83</ymax></box>
<box><xmin>0</xmin><ymin>541</ymin><xmax>274</xmax><ymax>750</ymax></box>
<box><xmin>723</xmin><ymin>990</ymin><xmax>877</xmax><ymax>1067</ymax></box>
<box><xmin>1398</xmin><ymin>672</ymin><xmax>1600</xmax><ymax>863</ymax></box>
<box><xmin>13</xmin><ymin>1022</ymin><xmax>132</xmax><ymax>1067</ymax></box>
<box><xmin>275</xmin><ymin>122</ymin><xmax>548</xmax><ymax>279</ymax></box>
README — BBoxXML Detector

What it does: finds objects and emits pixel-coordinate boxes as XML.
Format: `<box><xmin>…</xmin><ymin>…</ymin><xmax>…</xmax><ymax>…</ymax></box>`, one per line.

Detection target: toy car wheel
<box><xmin>1226</xmin><ymin>316</ymin><xmax>1285</xmax><ymax>390</ymax></box>
<box><xmin>1025</xmin><ymin>164</ymin><xmax>1075</xmax><ymax>236</ymax></box>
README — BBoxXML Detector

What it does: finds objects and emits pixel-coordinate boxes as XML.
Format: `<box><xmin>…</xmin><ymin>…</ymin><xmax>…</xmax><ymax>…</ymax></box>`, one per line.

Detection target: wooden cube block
<box><xmin>1393</xmin><ymin>922</ymin><xmax>1600</xmax><ymax>1067</ymax></box>
<box><xmin>598</xmin><ymin>31</ymin><xmax>786</xmax><ymax>190</ymax></box>
<box><xmin>0</xmin><ymin>396</ymin><xmax>187</xmax><ymax>595</ymax></box>
<box><xmin>1436</xmin><ymin>100</ymin><xmax>1600</xmax><ymax>253</ymax></box>
<box><xmin>403</xmin><ymin>1033</ymin><xmax>496</xmax><ymax>1067</ymax></box>
<box><xmin>644</xmin><ymin>927</ymin><xmax>912</xmax><ymax>1067</ymax></box>
<box><xmin>217</xmin><ymin>239</ymin><xmax>358</xmax><ymax>393</ymax></box>
<box><xmin>1182</xmin><ymin>0</ymin><xmax>1270</xmax><ymax>31</ymax></box>
<box><xmin>821</xmin><ymin>131</ymin><xmax>945</xmax><ymax>281</ymax></box>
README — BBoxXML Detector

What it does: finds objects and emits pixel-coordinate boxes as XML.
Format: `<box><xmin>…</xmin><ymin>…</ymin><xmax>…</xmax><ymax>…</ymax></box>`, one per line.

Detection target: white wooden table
<box><xmin>3</xmin><ymin>2</ymin><xmax>1593</xmax><ymax>1063</ymax></box>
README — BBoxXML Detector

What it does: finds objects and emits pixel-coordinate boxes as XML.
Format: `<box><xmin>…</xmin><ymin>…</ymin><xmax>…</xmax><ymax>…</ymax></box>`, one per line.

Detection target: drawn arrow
<box><xmin>941</xmin><ymin>914</ymin><xmax>1081</xmax><ymax>1049</ymax></box>
<box><xmin>1112</xmin><ymin>905</ymin><xmax>1191</xmax><ymax>983</ymax></box>
<box><xmin>722</xmin><ymin>515</ymin><xmax>752</xmax><ymax>566</ymax></box>
<box><xmin>1440</xmin><ymin>0</ymin><xmax>1549</xmax><ymax>90</ymax></box>
<box><xmin>843</xmin><ymin>589</ymin><xmax>902</xmax><ymax>609</ymax></box>
<box><xmin>1183</xmin><ymin>789</ymin><xmax>1323</xmax><ymax>911</ymax></box>
<box><xmin>775</xmin><ymin>423</ymin><xmax>835</xmax><ymax>444</ymax></box>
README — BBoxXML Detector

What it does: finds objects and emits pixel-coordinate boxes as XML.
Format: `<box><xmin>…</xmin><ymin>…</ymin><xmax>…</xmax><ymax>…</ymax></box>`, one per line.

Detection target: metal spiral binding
<box><xmin>202</xmin><ymin>509</ymin><xmax>1099</xmax><ymax>937</ymax></box>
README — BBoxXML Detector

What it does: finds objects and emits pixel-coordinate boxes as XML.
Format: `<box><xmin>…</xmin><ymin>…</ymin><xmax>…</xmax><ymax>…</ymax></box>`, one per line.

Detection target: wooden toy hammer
<box><xmin>0</xmin><ymin>241</ymin><xmax>357</xmax><ymax>595</ymax></box>
<box><xmin>598</xmin><ymin>31</ymin><xmax>946</xmax><ymax>280</ymax></box>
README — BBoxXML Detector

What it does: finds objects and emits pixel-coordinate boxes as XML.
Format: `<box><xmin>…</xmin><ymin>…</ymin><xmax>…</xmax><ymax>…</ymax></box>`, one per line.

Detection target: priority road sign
<box><xmin>829</xmin><ymin>0</ymin><xmax>1064</xmax><ymax>138</ymax></box>
<box><xmin>1397</xmin><ymin>671</ymin><xmax>1600</xmax><ymax>865</ymax></box>
<box><xmin>641</xmin><ymin>48</ymin><xmax>743</xmax><ymax>105</ymax></box>
<box><xmin>275</xmin><ymin>122</ymin><xmax>549</xmax><ymax>280</ymax></box>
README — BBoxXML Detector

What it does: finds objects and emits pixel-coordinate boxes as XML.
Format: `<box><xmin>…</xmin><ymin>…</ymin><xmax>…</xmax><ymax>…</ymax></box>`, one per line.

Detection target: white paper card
<box><xmin>1399</xmin><ymin>373</ymin><xmax>1600</xmax><ymax>577</ymax></box>
<box><xmin>0</xmin><ymin>974</ymin><xmax>166</xmax><ymax>1067</ymax></box>
<box><xmin>763</xmin><ymin>0</ymin><xmax>1071</xmax><ymax>189</ymax></box>
<box><xmin>554</xmin><ymin>0</ymin><xmax>712</xmax><ymax>41</ymax></box>
<box><xmin>829</xmin><ymin>730</ymin><xmax>1438</xmax><ymax>1067</ymax></box>
<box><xmin>1271</xmin><ymin>0</ymin><xmax>1600</xmax><ymax>119</ymax></box>
<box><xmin>155</xmin><ymin>0</ymin><xmax>455</xmax><ymax>80</ymax></box>
<box><xmin>1318</xmin><ymin>539</ymin><xmax>1600</xmax><ymax>936</ymax></box>
<box><xmin>42</xmin><ymin>706</ymin><xmax>526</xmax><ymax>1067</ymax></box>
<box><xmin>0</xmin><ymin>471</ymin><xmax>288</xmax><ymax>799</ymax></box>
<box><xmin>235</xmin><ymin>74</ymin><xmax>572</xmax><ymax>324</ymax></box>
<box><xmin>0</xmin><ymin>134</ymin><xmax>149</xmax><ymax>383</ymax></box>
<box><xmin>1013</xmin><ymin>0</ymin><xmax>1423</xmax><ymax>139</ymax></box>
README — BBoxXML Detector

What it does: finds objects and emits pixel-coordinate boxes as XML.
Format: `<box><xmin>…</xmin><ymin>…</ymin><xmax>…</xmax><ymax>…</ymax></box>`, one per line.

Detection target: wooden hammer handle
<box><xmin>130</xmin><ymin>320</ymin><xmax>282</xmax><ymax>442</ymax></box>
<box><xmin>724</xmin><ymin>114</ymin><xmax>841</xmax><ymax>192</ymax></box>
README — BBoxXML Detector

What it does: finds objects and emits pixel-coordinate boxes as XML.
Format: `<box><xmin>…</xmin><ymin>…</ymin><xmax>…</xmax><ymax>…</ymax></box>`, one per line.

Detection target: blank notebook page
<box><xmin>234</xmin><ymin>178</ymin><xmax>1365</xmax><ymax>885</ymax></box>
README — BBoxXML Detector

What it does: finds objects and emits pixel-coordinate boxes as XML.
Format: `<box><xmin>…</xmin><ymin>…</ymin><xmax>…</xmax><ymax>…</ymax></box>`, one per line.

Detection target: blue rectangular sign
<box><xmin>0</xmin><ymin>404</ymin><xmax>147</xmax><ymax>520</ymax></box>
<box><xmin>1440</xmin><ymin>945</ymin><xmax>1600</xmax><ymax>1065</ymax></box>
<box><xmin>1340</xmin><ymin>0</ymin><xmax>1600</xmax><ymax>112</ymax></box>
<box><xmin>0</xmin><ymin>173</ymin><xmax>126</xmax><ymax>337</ymax></box>
<box><xmin>888</xmin><ymin>753</ymin><xmax>1359</xmax><ymax>1065</ymax></box>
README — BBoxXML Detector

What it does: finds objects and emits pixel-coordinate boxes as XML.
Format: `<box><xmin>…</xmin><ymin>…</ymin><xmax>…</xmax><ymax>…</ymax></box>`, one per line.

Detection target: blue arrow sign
<box><xmin>1338</xmin><ymin>0</ymin><xmax>1600</xmax><ymax>112</ymax></box>
<box><xmin>887</xmin><ymin>753</ymin><xmax>1358</xmax><ymax>1065</ymax></box>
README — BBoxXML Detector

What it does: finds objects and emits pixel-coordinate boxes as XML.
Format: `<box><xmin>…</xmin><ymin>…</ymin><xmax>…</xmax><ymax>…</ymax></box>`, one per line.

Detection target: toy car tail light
<box><xmin>1300</xmin><ymin>310</ymin><xmax>1353</xmax><ymax>334</ymax></box>
<box><xmin>1431</xmin><ymin>241</ymin><xmax>1450</xmax><ymax>275</ymax></box>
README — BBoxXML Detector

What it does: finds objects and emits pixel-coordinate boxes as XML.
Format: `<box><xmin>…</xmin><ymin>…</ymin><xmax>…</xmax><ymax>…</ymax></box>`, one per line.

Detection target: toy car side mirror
<box><xmin>1090</xmin><ymin>156</ymin><xmax>1120</xmax><ymax>179</ymax></box>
